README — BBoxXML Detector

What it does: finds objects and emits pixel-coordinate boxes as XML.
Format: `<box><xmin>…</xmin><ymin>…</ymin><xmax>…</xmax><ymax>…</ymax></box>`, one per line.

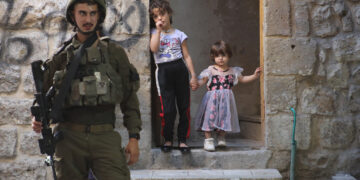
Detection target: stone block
<box><xmin>356</xmin><ymin>116</ymin><xmax>360</xmax><ymax>146</ymax></box>
<box><xmin>19</xmin><ymin>131</ymin><xmax>42</xmax><ymax>156</ymax></box>
<box><xmin>4</xmin><ymin>30</ymin><xmax>48</xmax><ymax>65</ymax></box>
<box><xmin>267</xmin><ymin>151</ymin><xmax>291</xmax><ymax>171</ymax></box>
<box><xmin>333</xmin><ymin>34</ymin><xmax>360</xmax><ymax>62</ymax></box>
<box><xmin>350</xmin><ymin>62</ymin><xmax>360</xmax><ymax>84</ymax></box>
<box><xmin>300</xmin><ymin>86</ymin><xmax>335</xmax><ymax>115</ymax></box>
<box><xmin>297</xmin><ymin>148</ymin><xmax>338</xmax><ymax>178</ymax></box>
<box><xmin>265</xmin><ymin>76</ymin><xmax>296</xmax><ymax>114</ymax></box>
<box><xmin>250</xmin><ymin>169</ymin><xmax>282</xmax><ymax>179</ymax></box>
<box><xmin>266</xmin><ymin>113</ymin><xmax>310</xmax><ymax>150</ymax></box>
<box><xmin>348</xmin><ymin>85</ymin><xmax>360</xmax><ymax>112</ymax></box>
<box><xmin>3</xmin><ymin>0</ymin><xmax>67</xmax><ymax>28</ymax></box>
<box><xmin>0</xmin><ymin>157</ymin><xmax>47</xmax><ymax>180</ymax></box>
<box><xmin>264</xmin><ymin>0</ymin><xmax>291</xmax><ymax>36</ymax></box>
<box><xmin>294</xmin><ymin>3</ymin><xmax>310</xmax><ymax>37</ymax></box>
<box><xmin>335</xmin><ymin>149</ymin><xmax>360</xmax><ymax>179</ymax></box>
<box><xmin>332</xmin><ymin>173</ymin><xmax>357</xmax><ymax>180</ymax></box>
<box><xmin>355</xmin><ymin>7</ymin><xmax>360</xmax><ymax>25</ymax></box>
<box><xmin>266</xmin><ymin>113</ymin><xmax>292</xmax><ymax>150</ymax></box>
<box><xmin>22</xmin><ymin>66</ymin><xmax>34</xmax><ymax>94</ymax></box>
<box><xmin>0</xmin><ymin>97</ymin><xmax>33</xmax><ymax>125</ymax></box>
<box><xmin>124</xmin><ymin>36</ymin><xmax>150</xmax><ymax>74</ymax></box>
<box><xmin>318</xmin><ymin>116</ymin><xmax>355</xmax><ymax>149</ymax></box>
<box><xmin>341</xmin><ymin>14</ymin><xmax>353</xmax><ymax>32</ymax></box>
<box><xmin>104</xmin><ymin>0</ymin><xmax>149</xmax><ymax>36</ymax></box>
<box><xmin>326</xmin><ymin>61</ymin><xmax>349</xmax><ymax>90</ymax></box>
<box><xmin>0</xmin><ymin>126</ymin><xmax>17</xmax><ymax>157</ymax></box>
<box><xmin>311</xmin><ymin>5</ymin><xmax>338</xmax><ymax>37</ymax></box>
<box><xmin>265</xmin><ymin>37</ymin><xmax>316</xmax><ymax>76</ymax></box>
<box><xmin>0</xmin><ymin>64</ymin><xmax>20</xmax><ymax>93</ymax></box>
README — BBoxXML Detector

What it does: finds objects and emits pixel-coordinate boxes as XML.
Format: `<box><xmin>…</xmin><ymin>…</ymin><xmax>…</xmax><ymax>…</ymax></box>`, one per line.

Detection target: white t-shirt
<box><xmin>151</xmin><ymin>28</ymin><xmax>188</xmax><ymax>64</ymax></box>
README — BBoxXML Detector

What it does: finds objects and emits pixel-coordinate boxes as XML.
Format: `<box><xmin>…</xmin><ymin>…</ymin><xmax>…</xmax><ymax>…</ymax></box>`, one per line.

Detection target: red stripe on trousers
<box><xmin>159</xmin><ymin>96</ymin><xmax>165</xmax><ymax>136</ymax></box>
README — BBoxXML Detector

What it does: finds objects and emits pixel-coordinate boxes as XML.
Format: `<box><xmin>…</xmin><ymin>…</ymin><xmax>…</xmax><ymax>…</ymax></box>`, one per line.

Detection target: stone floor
<box><xmin>185</xmin><ymin>138</ymin><xmax>263</xmax><ymax>150</ymax></box>
<box><xmin>130</xmin><ymin>169</ymin><xmax>282</xmax><ymax>180</ymax></box>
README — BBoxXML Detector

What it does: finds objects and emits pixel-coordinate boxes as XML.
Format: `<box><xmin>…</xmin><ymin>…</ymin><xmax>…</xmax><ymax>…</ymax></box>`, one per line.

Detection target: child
<box><xmin>149</xmin><ymin>0</ymin><xmax>198</xmax><ymax>153</ymax></box>
<box><xmin>195</xmin><ymin>40</ymin><xmax>261</xmax><ymax>151</ymax></box>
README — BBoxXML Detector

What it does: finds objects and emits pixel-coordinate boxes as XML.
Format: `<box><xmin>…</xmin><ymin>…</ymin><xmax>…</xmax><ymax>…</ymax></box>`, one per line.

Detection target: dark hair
<box><xmin>149</xmin><ymin>0</ymin><xmax>173</xmax><ymax>28</ymax></box>
<box><xmin>68</xmin><ymin>0</ymin><xmax>106</xmax><ymax>26</ymax></box>
<box><xmin>210</xmin><ymin>40</ymin><xmax>233</xmax><ymax>62</ymax></box>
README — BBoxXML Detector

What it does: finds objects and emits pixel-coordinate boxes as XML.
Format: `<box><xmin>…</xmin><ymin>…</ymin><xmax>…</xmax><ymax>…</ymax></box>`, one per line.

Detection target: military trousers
<box><xmin>53</xmin><ymin>123</ymin><xmax>130</xmax><ymax>180</ymax></box>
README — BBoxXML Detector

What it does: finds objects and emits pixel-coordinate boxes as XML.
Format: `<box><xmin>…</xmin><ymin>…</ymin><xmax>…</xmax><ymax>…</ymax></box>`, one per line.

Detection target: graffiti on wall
<box><xmin>0</xmin><ymin>0</ymin><xmax>147</xmax><ymax>66</ymax></box>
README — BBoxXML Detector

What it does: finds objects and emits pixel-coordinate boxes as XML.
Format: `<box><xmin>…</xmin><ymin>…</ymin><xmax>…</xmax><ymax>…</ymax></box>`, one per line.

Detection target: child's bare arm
<box><xmin>198</xmin><ymin>77</ymin><xmax>209</xmax><ymax>87</ymax></box>
<box><xmin>150</xmin><ymin>30</ymin><xmax>161</xmax><ymax>52</ymax></box>
<box><xmin>181</xmin><ymin>40</ymin><xmax>198</xmax><ymax>90</ymax></box>
<box><xmin>150</xmin><ymin>22</ymin><xmax>163</xmax><ymax>52</ymax></box>
<box><xmin>238</xmin><ymin>67</ymin><xmax>261</xmax><ymax>83</ymax></box>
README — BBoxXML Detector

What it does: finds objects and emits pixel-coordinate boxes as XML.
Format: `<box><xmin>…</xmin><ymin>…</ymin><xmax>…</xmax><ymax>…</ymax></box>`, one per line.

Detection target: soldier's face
<box><xmin>72</xmin><ymin>3</ymin><xmax>99</xmax><ymax>33</ymax></box>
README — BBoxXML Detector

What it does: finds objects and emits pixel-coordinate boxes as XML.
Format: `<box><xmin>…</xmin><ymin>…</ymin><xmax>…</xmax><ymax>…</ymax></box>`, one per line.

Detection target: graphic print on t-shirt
<box><xmin>159</xmin><ymin>38</ymin><xmax>181</xmax><ymax>59</ymax></box>
<box><xmin>151</xmin><ymin>29</ymin><xmax>188</xmax><ymax>64</ymax></box>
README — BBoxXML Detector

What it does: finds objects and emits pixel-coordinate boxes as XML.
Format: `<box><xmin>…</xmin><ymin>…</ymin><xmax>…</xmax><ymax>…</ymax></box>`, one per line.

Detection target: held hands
<box><xmin>125</xmin><ymin>138</ymin><xmax>140</xmax><ymax>165</ymax></box>
<box><xmin>190</xmin><ymin>77</ymin><xmax>199</xmax><ymax>91</ymax></box>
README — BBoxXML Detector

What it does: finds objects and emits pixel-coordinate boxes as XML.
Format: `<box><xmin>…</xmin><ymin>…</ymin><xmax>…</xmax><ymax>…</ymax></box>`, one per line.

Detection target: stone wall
<box><xmin>264</xmin><ymin>0</ymin><xmax>360</xmax><ymax>179</ymax></box>
<box><xmin>0</xmin><ymin>0</ymin><xmax>359</xmax><ymax>180</ymax></box>
<box><xmin>0</xmin><ymin>0</ymin><xmax>150</xmax><ymax>179</ymax></box>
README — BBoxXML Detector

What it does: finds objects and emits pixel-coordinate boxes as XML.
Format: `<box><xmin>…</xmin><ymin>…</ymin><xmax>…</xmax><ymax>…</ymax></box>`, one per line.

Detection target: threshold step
<box><xmin>131</xmin><ymin>169</ymin><xmax>282</xmax><ymax>180</ymax></box>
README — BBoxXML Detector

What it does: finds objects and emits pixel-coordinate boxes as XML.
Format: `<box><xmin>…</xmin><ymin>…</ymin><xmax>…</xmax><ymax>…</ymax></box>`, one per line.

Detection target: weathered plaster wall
<box><xmin>0</xmin><ymin>0</ymin><xmax>150</xmax><ymax>179</ymax></box>
<box><xmin>264</xmin><ymin>0</ymin><xmax>360</xmax><ymax>179</ymax></box>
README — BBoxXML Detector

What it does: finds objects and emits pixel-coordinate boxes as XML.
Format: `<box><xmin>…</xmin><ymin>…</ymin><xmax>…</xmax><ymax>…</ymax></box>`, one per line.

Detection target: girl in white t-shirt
<box><xmin>150</xmin><ymin>0</ymin><xmax>198</xmax><ymax>153</ymax></box>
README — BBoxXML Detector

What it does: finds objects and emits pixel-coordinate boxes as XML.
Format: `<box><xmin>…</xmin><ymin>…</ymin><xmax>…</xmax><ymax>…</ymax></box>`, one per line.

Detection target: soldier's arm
<box><xmin>113</xmin><ymin>45</ymin><xmax>142</xmax><ymax>135</ymax></box>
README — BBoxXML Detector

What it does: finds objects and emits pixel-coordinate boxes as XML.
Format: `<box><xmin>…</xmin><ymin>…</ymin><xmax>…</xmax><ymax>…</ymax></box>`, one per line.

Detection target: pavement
<box><xmin>130</xmin><ymin>169</ymin><xmax>282</xmax><ymax>180</ymax></box>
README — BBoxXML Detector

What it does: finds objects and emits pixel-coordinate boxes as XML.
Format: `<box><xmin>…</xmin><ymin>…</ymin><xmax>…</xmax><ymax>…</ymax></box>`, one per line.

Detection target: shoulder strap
<box><xmin>49</xmin><ymin>33</ymin><xmax>98</xmax><ymax>123</ymax></box>
<box><xmin>54</xmin><ymin>36</ymin><xmax>74</xmax><ymax>56</ymax></box>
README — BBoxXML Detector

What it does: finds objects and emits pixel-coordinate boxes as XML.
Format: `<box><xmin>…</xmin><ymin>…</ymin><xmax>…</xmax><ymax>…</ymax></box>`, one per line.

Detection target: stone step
<box><xmin>131</xmin><ymin>169</ymin><xmax>282</xmax><ymax>180</ymax></box>
<box><xmin>150</xmin><ymin>148</ymin><xmax>272</xmax><ymax>169</ymax></box>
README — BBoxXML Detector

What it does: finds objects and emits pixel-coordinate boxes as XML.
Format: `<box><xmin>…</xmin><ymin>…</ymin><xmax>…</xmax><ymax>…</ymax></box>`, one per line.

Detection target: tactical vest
<box><xmin>52</xmin><ymin>39</ymin><xmax>125</xmax><ymax>108</ymax></box>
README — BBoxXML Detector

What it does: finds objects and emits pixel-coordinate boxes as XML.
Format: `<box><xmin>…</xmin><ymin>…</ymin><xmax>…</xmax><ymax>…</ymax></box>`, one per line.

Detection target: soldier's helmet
<box><xmin>66</xmin><ymin>0</ymin><xmax>107</xmax><ymax>26</ymax></box>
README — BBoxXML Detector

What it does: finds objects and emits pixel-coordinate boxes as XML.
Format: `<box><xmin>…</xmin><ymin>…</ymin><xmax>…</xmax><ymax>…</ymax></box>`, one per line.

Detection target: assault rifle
<box><xmin>30</xmin><ymin>60</ymin><xmax>59</xmax><ymax>180</ymax></box>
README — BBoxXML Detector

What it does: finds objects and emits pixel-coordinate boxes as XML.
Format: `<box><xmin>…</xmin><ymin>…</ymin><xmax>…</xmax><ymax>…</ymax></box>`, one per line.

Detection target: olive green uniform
<box><xmin>43</xmin><ymin>36</ymin><xmax>141</xmax><ymax>180</ymax></box>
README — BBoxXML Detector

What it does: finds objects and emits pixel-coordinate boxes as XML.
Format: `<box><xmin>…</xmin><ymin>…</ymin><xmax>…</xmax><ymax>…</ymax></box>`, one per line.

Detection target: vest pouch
<box><xmin>67</xmin><ymin>79</ymin><xmax>82</xmax><ymax>106</ymax></box>
<box><xmin>86</xmin><ymin>46</ymin><xmax>101</xmax><ymax>65</ymax></box>
<box><xmin>79</xmin><ymin>76</ymin><xmax>98</xmax><ymax>106</ymax></box>
<box><xmin>103</xmin><ymin>71</ymin><xmax>123</xmax><ymax>104</ymax></box>
<box><xmin>53</xmin><ymin>70</ymin><xmax>66</xmax><ymax>89</ymax></box>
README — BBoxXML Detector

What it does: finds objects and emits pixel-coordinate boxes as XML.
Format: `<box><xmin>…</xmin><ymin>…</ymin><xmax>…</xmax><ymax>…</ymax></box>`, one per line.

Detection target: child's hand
<box><xmin>254</xmin><ymin>67</ymin><xmax>262</xmax><ymax>78</ymax></box>
<box><xmin>156</xmin><ymin>21</ymin><xmax>163</xmax><ymax>30</ymax></box>
<box><xmin>190</xmin><ymin>77</ymin><xmax>199</xmax><ymax>91</ymax></box>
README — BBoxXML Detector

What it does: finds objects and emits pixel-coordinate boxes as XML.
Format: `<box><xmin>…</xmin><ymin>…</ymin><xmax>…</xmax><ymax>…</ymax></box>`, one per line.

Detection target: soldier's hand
<box><xmin>125</xmin><ymin>138</ymin><xmax>139</xmax><ymax>165</ymax></box>
<box><xmin>31</xmin><ymin>116</ymin><xmax>42</xmax><ymax>133</ymax></box>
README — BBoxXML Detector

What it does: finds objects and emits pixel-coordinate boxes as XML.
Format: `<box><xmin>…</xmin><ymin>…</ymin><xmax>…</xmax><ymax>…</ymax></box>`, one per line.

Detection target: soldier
<box><xmin>31</xmin><ymin>0</ymin><xmax>142</xmax><ymax>179</ymax></box>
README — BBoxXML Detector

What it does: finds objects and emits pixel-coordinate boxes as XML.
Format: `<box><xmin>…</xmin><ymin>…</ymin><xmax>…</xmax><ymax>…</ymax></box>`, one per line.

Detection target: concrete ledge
<box><xmin>131</xmin><ymin>169</ymin><xmax>282</xmax><ymax>180</ymax></box>
<box><xmin>150</xmin><ymin>149</ymin><xmax>272</xmax><ymax>169</ymax></box>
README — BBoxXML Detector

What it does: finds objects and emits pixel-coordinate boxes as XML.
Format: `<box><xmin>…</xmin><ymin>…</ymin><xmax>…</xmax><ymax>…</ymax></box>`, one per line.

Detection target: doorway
<box><xmin>151</xmin><ymin>0</ymin><xmax>262</xmax><ymax>148</ymax></box>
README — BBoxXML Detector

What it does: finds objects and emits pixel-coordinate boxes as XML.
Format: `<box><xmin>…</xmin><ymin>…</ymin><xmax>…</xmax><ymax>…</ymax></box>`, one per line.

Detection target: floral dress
<box><xmin>195</xmin><ymin>66</ymin><xmax>243</xmax><ymax>132</ymax></box>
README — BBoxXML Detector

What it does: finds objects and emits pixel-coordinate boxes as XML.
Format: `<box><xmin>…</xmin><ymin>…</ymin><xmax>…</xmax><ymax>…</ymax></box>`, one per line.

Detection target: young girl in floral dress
<box><xmin>195</xmin><ymin>40</ymin><xmax>261</xmax><ymax>151</ymax></box>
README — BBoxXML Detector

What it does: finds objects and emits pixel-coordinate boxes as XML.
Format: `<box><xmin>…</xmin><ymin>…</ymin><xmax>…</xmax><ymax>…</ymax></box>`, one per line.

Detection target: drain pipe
<box><xmin>290</xmin><ymin>107</ymin><xmax>297</xmax><ymax>180</ymax></box>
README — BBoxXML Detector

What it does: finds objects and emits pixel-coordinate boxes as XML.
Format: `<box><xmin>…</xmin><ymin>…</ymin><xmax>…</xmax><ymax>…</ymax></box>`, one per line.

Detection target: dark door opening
<box><xmin>151</xmin><ymin>0</ymin><xmax>262</xmax><ymax>148</ymax></box>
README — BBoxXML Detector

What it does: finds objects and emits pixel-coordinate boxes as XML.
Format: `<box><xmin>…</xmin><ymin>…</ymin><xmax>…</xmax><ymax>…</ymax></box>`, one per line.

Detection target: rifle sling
<box><xmin>50</xmin><ymin>33</ymin><xmax>98</xmax><ymax>123</ymax></box>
